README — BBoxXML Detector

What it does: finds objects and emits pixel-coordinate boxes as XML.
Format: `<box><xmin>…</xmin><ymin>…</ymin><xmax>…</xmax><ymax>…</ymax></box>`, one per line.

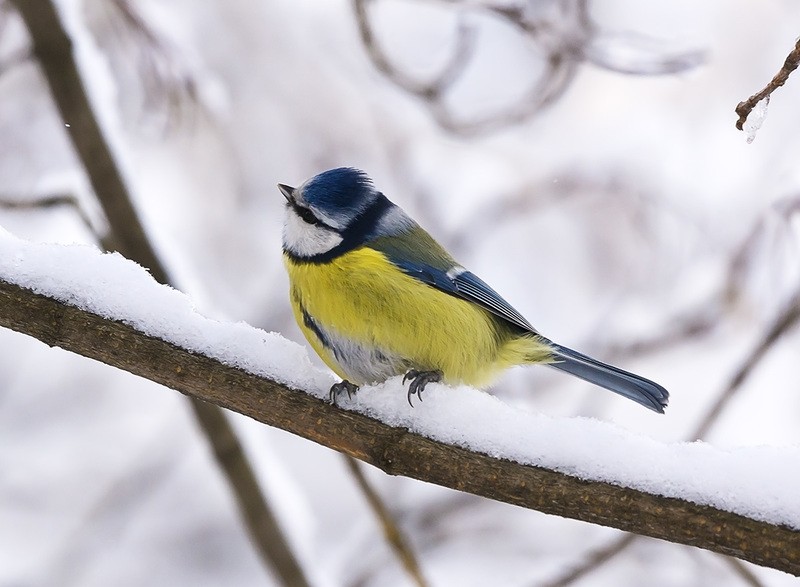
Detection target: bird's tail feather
<box><xmin>546</xmin><ymin>341</ymin><xmax>669</xmax><ymax>413</ymax></box>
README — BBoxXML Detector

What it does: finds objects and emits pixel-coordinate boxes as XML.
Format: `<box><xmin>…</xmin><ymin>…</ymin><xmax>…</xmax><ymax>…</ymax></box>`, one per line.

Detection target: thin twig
<box><xmin>192</xmin><ymin>401</ymin><xmax>309</xmax><ymax>587</ymax></box>
<box><xmin>11</xmin><ymin>1</ymin><xmax>309</xmax><ymax>584</ymax></box>
<box><xmin>355</xmin><ymin>0</ymin><xmax>702</xmax><ymax>135</ymax></box>
<box><xmin>449</xmin><ymin>174</ymin><xmax>626</xmax><ymax>253</ymax></box>
<box><xmin>538</xmin><ymin>533</ymin><xmax>637</xmax><ymax>587</ymax></box>
<box><xmin>102</xmin><ymin>0</ymin><xmax>200</xmax><ymax>128</ymax></box>
<box><xmin>735</xmin><ymin>37</ymin><xmax>800</xmax><ymax>130</ymax></box>
<box><xmin>691</xmin><ymin>291</ymin><xmax>800</xmax><ymax>440</ymax></box>
<box><xmin>724</xmin><ymin>557</ymin><xmax>767</xmax><ymax>587</ymax></box>
<box><xmin>0</xmin><ymin>46</ymin><xmax>32</xmax><ymax>78</ymax></box>
<box><xmin>353</xmin><ymin>0</ymin><xmax>476</xmax><ymax>100</ymax></box>
<box><xmin>344</xmin><ymin>456</ymin><xmax>429</xmax><ymax>587</ymax></box>
<box><xmin>353</xmin><ymin>0</ymin><xmax>582</xmax><ymax>135</ymax></box>
<box><xmin>608</xmin><ymin>195</ymin><xmax>800</xmax><ymax>360</ymax></box>
<box><xmin>0</xmin><ymin>193</ymin><xmax>107</xmax><ymax>245</ymax></box>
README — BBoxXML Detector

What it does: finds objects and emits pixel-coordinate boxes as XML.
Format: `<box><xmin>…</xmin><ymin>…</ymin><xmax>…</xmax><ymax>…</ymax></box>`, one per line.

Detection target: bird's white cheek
<box><xmin>282</xmin><ymin>210</ymin><xmax>343</xmax><ymax>257</ymax></box>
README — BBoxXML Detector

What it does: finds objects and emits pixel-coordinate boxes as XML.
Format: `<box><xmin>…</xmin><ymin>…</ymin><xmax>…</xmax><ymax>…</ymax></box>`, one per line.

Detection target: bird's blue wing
<box><xmin>448</xmin><ymin>269</ymin><xmax>535</xmax><ymax>332</ymax></box>
<box><xmin>391</xmin><ymin>259</ymin><xmax>535</xmax><ymax>332</ymax></box>
<box><xmin>368</xmin><ymin>230</ymin><xmax>535</xmax><ymax>332</ymax></box>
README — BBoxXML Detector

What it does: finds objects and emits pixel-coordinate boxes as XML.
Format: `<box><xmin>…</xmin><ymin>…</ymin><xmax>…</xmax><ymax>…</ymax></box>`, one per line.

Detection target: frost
<box><xmin>744</xmin><ymin>96</ymin><xmax>770</xmax><ymax>144</ymax></box>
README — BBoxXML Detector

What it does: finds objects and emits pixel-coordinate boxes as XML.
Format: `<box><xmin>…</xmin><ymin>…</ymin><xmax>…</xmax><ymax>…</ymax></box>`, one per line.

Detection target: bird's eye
<box><xmin>295</xmin><ymin>205</ymin><xmax>323</xmax><ymax>227</ymax></box>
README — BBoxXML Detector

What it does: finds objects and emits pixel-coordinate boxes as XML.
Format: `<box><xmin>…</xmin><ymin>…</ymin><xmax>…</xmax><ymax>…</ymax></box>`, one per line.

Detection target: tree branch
<box><xmin>352</xmin><ymin>0</ymin><xmax>580</xmax><ymax>135</ymax></box>
<box><xmin>11</xmin><ymin>0</ymin><xmax>170</xmax><ymax>285</ymax></box>
<box><xmin>344</xmin><ymin>456</ymin><xmax>429</xmax><ymax>587</ymax></box>
<box><xmin>691</xmin><ymin>290</ymin><xmax>800</xmax><ymax>440</ymax></box>
<box><xmin>1</xmin><ymin>278</ymin><xmax>798</xmax><ymax>577</ymax></box>
<box><xmin>539</xmin><ymin>533</ymin><xmax>637</xmax><ymax>587</ymax></box>
<box><xmin>0</xmin><ymin>192</ymin><xmax>111</xmax><ymax>248</ymax></box>
<box><xmin>735</xmin><ymin>36</ymin><xmax>800</xmax><ymax>131</ymax></box>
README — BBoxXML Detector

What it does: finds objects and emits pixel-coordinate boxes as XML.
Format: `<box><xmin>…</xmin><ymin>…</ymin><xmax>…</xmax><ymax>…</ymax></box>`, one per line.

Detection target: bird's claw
<box><xmin>329</xmin><ymin>380</ymin><xmax>359</xmax><ymax>405</ymax></box>
<box><xmin>402</xmin><ymin>369</ymin><xmax>442</xmax><ymax>407</ymax></box>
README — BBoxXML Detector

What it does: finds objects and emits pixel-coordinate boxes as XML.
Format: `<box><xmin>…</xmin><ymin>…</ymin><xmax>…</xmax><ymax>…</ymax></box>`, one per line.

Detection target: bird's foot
<box><xmin>402</xmin><ymin>369</ymin><xmax>442</xmax><ymax>407</ymax></box>
<box><xmin>329</xmin><ymin>380</ymin><xmax>359</xmax><ymax>405</ymax></box>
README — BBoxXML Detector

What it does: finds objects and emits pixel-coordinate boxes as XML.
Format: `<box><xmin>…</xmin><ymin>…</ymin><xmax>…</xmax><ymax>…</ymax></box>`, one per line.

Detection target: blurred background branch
<box><xmin>0</xmin><ymin>46</ymin><xmax>30</xmax><ymax>77</ymax></box>
<box><xmin>10</xmin><ymin>1</ymin><xmax>309</xmax><ymax>584</ymax></box>
<box><xmin>0</xmin><ymin>192</ymin><xmax>101</xmax><ymax>241</ymax></box>
<box><xmin>355</xmin><ymin>0</ymin><xmax>704</xmax><ymax>135</ymax></box>
<box><xmin>344</xmin><ymin>456</ymin><xmax>429</xmax><ymax>587</ymax></box>
<box><xmin>90</xmin><ymin>0</ymin><xmax>203</xmax><ymax>130</ymax></box>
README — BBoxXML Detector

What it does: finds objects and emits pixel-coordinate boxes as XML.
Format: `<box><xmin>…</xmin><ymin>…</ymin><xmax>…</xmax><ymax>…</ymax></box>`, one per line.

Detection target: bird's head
<box><xmin>279</xmin><ymin>167</ymin><xmax>391</xmax><ymax>259</ymax></box>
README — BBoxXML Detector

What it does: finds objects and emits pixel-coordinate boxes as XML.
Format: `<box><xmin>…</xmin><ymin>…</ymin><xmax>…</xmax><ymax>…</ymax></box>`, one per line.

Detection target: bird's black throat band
<box><xmin>283</xmin><ymin>193</ymin><xmax>393</xmax><ymax>264</ymax></box>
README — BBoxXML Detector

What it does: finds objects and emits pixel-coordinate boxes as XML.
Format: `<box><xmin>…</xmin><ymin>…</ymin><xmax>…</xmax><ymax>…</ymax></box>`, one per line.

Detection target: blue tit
<box><xmin>279</xmin><ymin>167</ymin><xmax>669</xmax><ymax>413</ymax></box>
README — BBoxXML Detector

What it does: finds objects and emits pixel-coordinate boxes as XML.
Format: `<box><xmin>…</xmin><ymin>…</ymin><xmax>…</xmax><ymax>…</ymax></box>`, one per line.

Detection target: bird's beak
<box><xmin>277</xmin><ymin>183</ymin><xmax>296</xmax><ymax>203</ymax></box>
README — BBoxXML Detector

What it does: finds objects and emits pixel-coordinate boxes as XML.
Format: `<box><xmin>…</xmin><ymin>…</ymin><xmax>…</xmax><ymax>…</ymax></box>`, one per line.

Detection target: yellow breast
<box><xmin>284</xmin><ymin>247</ymin><xmax>549</xmax><ymax>386</ymax></box>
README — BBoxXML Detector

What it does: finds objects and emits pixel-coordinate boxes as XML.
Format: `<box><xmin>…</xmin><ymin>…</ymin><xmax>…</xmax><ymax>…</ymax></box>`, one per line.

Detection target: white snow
<box><xmin>0</xmin><ymin>228</ymin><xmax>335</xmax><ymax>396</ymax></box>
<box><xmin>1</xmin><ymin>229</ymin><xmax>799</xmax><ymax>533</ymax></box>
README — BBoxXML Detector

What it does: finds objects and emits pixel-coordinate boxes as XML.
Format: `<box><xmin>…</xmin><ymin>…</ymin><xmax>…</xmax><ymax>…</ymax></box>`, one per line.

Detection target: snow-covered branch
<box><xmin>0</xmin><ymin>242</ymin><xmax>797</xmax><ymax>576</ymax></box>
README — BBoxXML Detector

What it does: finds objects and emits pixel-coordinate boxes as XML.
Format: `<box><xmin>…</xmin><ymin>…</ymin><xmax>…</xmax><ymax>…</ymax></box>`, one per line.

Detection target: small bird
<box><xmin>280</xmin><ymin>168</ymin><xmax>669</xmax><ymax>413</ymax></box>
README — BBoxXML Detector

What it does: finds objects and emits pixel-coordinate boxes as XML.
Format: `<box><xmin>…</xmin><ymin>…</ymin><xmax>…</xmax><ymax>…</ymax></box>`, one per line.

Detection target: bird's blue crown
<box><xmin>299</xmin><ymin>168</ymin><xmax>376</xmax><ymax>222</ymax></box>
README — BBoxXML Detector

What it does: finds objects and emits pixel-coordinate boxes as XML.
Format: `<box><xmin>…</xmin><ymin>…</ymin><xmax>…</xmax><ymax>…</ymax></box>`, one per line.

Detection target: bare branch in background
<box><xmin>539</xmin><ymin>534</ymin><xmax>767</xmax><ymax>587</ymax></box>
<box><xmin>354</xmin><ymin>0</ymin><xmax>477</xmax><ymax>99</ymax></box>
<box><xmin>11</xmin><ymin>0</ymin><xmax>169</xmax><ymax>282</ymax></box>
<box><xmin>607</xmin><ymin>308</ymin><xmax>720</xmax><ymax>359</ymax></box>
<box><xmin>0</xmin><ymin>47</ymin><xmax>30</xmax><ymax>77</ymax></box>
<box><xmin>354</xmin><ymin>0</ymin><xmax>704</xmax><ymax>135</ymax></box>
<box><xmin>538</xmin><ymin>533</ymin><xmax>637</xmax><ymax>587</ymax></box>
<box><xmin>725</xmin><ymin>196</ymin><xmax>800</xmax><ymax>303</ymax></box>
<box><xmin>450</xmin><ymin>175</ymin><xmax>625</xmax><ymax>253</ymax></box>
<box><xmin>344</xmin><ymin>456</ymin><xmax>429</xmax><ymax>587</ymax></box>
<box><xmin>10</xmin><ymin>1</ymin><xmax>309</xmax><ymax>584</ymax></box>
<box><xmin>0</xmin><ymin>193</ymin><xmax>114</xmax><ymax>249</ymax></box>
<box><xmin>608</xmin><ymin>195</ymin><xmax>800</xmax><ymax>360</ymax></box>
<box><xmin>353</xmin><ymin>0</ymin><xmax>579</xmax><ymax>135</ymax></box>
<box><xmin>735</xmin><ymin>36</ymin><xmax>800</xmax><ymax>131</ymax></box>
<box><xmin>724</xmin><ymin>557</ymin><xmax>768</xmax><ymax>587</ymax></box>
<box><xmin>404</xmin><ymin>170</ymin><xmax>664</xmax><ymax>256</ymax></box>
<box><xmin>0</xmin><ymin>0</ymin><xmax>10</xmax><ymax>36</ymax></box>
<box><xmin>690</xmin><ymin>290</ymin><xmax>800</xmax><ymax>440</ymax></box>
<box><xmin>94</xmin><ymin>0</ymin><xmax>203</xmax><ymax>129</ymax></box>
<box><xmin>583</xmin><ymin>30</ymin><xmax>706</xmax><ymax>75</ymax></box>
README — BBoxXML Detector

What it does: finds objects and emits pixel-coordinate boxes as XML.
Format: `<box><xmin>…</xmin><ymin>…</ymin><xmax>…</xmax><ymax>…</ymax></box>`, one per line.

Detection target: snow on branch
<box><xmin>0</xmin><ymin>234</ymin><xmax>798</xmax><ymax>575</ymax></box>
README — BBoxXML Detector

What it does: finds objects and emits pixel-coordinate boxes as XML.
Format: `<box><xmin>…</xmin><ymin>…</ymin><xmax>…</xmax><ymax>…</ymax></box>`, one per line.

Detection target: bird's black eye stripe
<box><xmin>294</xmin><ymin>204</ymin><xmax>325</xmax><ymax>227</ymax></box>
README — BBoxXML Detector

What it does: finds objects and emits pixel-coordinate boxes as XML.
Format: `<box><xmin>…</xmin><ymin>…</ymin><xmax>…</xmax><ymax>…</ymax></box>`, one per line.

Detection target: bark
<box><xmin>1</xmin><ymin>277</ymin><xmax>798</xmax><ymax>577</ymax></box>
